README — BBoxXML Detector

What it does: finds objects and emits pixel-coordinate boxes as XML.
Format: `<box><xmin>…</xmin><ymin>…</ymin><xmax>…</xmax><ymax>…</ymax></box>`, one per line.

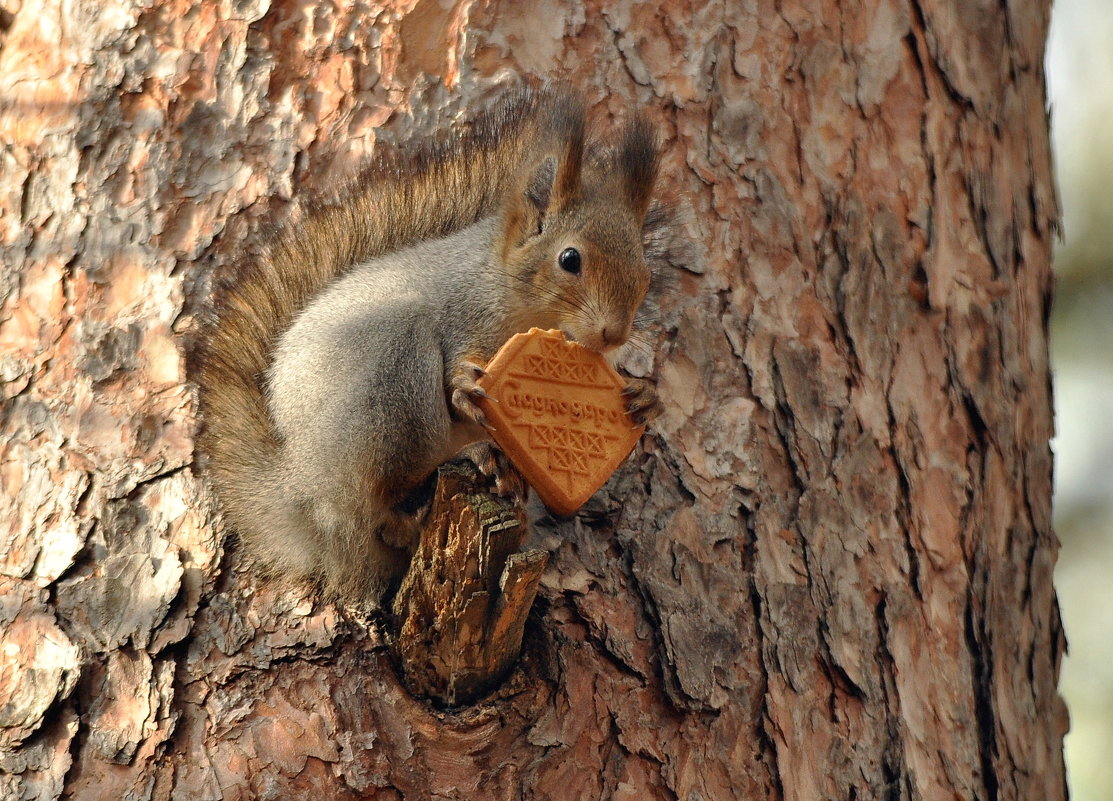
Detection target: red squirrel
<box><xmin>193</xmin><ymin>87</ymin><xmax>672</xmax><ymax>605</ymax></box>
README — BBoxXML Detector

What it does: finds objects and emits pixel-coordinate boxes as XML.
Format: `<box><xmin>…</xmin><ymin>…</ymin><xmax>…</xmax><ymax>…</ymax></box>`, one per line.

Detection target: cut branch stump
<box><xmin>391</xmin><ymin>460</ymin><xmax>547</xmax><ymax>706</ymax></box>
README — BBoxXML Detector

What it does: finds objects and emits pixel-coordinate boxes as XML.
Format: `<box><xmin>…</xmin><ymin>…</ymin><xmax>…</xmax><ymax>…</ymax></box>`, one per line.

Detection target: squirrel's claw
<box><xmin>458</xmin><ymin>441</ymin><xmax>529</xmax><ymax>503</ymax></box>
<box><xmin>622</xmin><ymin>377</ymin><xmax>663</xmax><ymax>426</ymax></box>
<box><xmin>451</xmin><ymin>387</ymin><xmax>493</xmax><ymax>430</ymax></box>
<box><xmin>451</xmin><ymin>362</ymin><xmax>525</xmax><ymax>499</ymax></box>
<box><xmin>450</xmin><ymin>360</ymin><xmax>495</xmax><ymax>428</ymax></box>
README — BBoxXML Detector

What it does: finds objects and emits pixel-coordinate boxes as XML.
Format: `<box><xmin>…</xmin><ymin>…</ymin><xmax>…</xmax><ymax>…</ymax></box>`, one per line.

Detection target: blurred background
<box><xmin>1047</xmin><ymin>0</ymin><xmax>1113</xmax><ymax>798</ymax></box>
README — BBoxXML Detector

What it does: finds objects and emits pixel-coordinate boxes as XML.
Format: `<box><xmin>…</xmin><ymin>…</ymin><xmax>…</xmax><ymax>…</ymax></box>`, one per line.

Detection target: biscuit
<box><xmin>476</xmin><ymin>328</ymin><xmax>645</xmax><ymax>516</ymax></box>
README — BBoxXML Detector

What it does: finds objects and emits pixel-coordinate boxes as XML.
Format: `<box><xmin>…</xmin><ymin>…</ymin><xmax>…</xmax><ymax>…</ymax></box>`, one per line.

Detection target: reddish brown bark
<box><xmin>0</xmin><ymin>1</ymin><xmax>1064</xmax><ymax>800</ymax></box>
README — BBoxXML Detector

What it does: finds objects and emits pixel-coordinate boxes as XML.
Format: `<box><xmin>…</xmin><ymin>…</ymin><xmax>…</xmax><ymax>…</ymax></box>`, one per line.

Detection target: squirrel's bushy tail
<box><xmin>190</xmin><ymin>86</ymin><xmax>580</xmax><ymax>576</ymax></box>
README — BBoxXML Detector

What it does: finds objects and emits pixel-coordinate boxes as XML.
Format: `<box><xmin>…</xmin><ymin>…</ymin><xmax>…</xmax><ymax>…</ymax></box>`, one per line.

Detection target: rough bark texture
<box><xmin>0</xmin><ymin>2</ymin><xmax>1065</xmax><ymax>800</ymax></box>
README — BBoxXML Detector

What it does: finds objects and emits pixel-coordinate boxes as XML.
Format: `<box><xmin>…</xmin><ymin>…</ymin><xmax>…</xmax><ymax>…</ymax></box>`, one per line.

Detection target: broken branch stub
<box><xmin>391</xmin><ymin>460</ymin><xmax>547</xmax><ymax>706</ymax></box>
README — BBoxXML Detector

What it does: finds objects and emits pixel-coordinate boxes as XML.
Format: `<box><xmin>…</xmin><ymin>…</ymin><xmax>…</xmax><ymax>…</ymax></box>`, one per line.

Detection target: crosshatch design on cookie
<box><xmin>523</xmin><ymin>336</ymin><xmax>602</xmax><ymax>385</ymax></box>
<box><xmin>527</xmin><ymin>425</ymin><xmax>609</xmax><ymax>486</ymax></box>
<box><xmin>476</xmin><ymin>328</ymin><xmax>645</xmax><ymax>516</ymax></box>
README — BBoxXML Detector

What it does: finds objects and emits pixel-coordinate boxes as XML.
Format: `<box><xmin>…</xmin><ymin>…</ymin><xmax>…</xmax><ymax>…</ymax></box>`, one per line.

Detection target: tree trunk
<box><xmin>0</xmin><ymin>1</ymin><xmax>1065</xmax><ymax>800</ymax></box>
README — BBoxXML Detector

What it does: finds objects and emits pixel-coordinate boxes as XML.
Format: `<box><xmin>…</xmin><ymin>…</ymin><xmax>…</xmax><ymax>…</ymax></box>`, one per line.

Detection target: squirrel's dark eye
<box><xmin>558</xmin><ymin>247</ymin><xmax>582</xmax><ymax>275</ymax></box>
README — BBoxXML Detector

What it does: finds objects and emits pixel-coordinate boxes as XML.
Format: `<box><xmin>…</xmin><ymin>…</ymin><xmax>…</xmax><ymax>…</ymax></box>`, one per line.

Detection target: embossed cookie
<box><xmin>476</xmin><ymin>328</ymin><xmax>644</xmax><ymax>516</ymax></box>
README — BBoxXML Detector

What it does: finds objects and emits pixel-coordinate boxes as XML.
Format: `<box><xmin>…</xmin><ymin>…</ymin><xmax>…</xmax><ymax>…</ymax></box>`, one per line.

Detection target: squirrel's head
<box><xmin>499</xmin><ymin>101</ymin><xmax>660</xmax><ymax>354</ymax></box>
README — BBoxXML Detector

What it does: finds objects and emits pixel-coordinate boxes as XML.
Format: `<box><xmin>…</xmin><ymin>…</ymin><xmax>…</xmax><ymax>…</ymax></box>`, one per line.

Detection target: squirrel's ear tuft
<box><xmin>550</xmin><ymin>95</ymin><xmax>586</xmax><ymax>212</ymax></box>
<box><xmin>521</xmin><ymin>91</ymin><xmax>586</xmax><ymax>223</ymax></box>
<box><xmin>620</xmin><ymin>114</ymin><xmax>659</xmax><ymax>220</ymax></box>
<box><xmin>502</xmin><ymin>156</ymin><xmax>554</xmax><ymax>250</ymax></box>
<box><xmin>525</xmin><ymin>156</ymin><xmax>557</xmax><ymax>217</ymax></box>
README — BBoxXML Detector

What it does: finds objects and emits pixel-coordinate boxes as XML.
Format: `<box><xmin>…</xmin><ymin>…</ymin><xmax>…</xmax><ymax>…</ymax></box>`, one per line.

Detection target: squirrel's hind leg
<box><xmin>380</xmin><ymin>470</ymin><xmax>438</xmax><ymax>549</ymax></box>
<box><xmin>312</xmin><ymin>502</ymin><xmax>413</xmax><ymax>606</ymax></box>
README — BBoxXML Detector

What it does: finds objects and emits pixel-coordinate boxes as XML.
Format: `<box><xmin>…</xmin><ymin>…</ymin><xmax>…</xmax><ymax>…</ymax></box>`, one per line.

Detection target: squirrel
<box><xmin>191</xmin><ymin>86</ymin><xmax>674</xmax><ymax>606</ymax></box>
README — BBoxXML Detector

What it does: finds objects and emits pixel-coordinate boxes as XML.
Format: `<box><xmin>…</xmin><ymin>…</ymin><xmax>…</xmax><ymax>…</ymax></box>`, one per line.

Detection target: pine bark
<box><xmin>0</xmin><ymin>2</ymin><xmax>1065</xmax><ymax>800</ymax></box>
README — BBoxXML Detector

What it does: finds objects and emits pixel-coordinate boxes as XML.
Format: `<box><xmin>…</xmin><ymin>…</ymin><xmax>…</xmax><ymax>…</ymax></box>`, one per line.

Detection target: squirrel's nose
<box><xmin>601</xmin><ymin>324</ymin><xmax>628</xmax><ymax>348</ymax></box>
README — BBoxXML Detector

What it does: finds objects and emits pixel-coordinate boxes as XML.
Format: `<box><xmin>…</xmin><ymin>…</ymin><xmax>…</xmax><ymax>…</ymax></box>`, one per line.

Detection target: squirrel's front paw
<box><xmin>458</xmin><ymin>441</ymin><xmax>529</xmax><ymax>503</ymax></box>
<box><xmin>450</xmin><ymin>360</ymin><xmax>494</xmax><ymax>430</ymax></box>
<box><xmin>621</xmin><ymin>377</ymin><xmax>663</xmax><ymax>427</ymax></box>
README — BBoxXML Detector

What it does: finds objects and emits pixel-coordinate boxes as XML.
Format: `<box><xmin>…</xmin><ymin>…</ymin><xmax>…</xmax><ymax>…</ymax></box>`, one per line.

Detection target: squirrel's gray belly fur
<box><xmin>267</xmin><ymin>218</ymin><xmax>505</xmax><ymax>602</ymax></box>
